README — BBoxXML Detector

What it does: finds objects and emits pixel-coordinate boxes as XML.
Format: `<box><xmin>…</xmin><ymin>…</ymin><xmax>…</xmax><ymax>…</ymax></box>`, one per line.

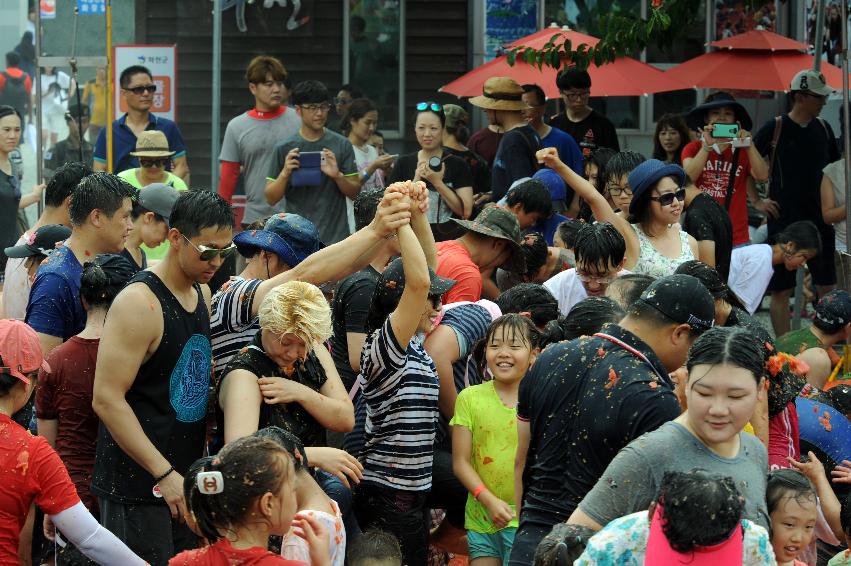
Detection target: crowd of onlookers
<box><xmin>2</xmin><ymin>49</ymin><xmax>851</xmax><ymax>566</ymax></box>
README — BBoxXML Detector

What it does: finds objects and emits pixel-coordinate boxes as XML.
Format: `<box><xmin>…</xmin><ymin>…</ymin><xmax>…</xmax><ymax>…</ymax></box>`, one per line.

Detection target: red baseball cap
<box><xmin>0</xmin><ymin>320</ymin><xmax>50</xmax><ymax>385</ymax></box>
<box><xmin>645</xmin><ymin>503</ymin><xmax>743</xmax><ymax>565</ymax></box>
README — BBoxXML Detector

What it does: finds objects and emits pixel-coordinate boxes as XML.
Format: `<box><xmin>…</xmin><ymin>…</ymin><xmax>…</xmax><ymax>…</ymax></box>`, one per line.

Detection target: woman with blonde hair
<box><xmin>217</xmin><ymin>280</ymin><xmax>354</xmax><ymax>446</ymax></box>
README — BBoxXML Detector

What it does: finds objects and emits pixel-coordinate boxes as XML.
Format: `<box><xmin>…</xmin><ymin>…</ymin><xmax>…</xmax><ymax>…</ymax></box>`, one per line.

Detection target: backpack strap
<box><xmin>724</xmin><ymin>148</ymin><xmax>741</xmax><ymax>211</ymax></box>
<box><xmin>767</xmin><ymin>116</ymin><xmax>783</xmax><ymax>198</ymax></box>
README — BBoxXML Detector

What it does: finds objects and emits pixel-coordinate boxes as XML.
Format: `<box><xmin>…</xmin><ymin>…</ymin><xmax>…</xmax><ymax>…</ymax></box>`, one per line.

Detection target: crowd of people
<box><xmin>1</xmin><ymin>49</ymin><xmax>851</xmax><ymax>566</ymax></box>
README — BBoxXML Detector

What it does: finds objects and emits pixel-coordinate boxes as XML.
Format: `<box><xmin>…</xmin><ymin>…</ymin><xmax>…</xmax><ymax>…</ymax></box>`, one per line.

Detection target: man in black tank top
<box><xmin>91</xmin><ymin>190</ymin><xmax>235</xmax><ymax>565</ymax></box>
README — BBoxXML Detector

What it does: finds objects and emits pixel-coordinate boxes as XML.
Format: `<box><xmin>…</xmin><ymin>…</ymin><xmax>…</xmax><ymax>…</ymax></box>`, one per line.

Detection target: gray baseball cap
<box><xmin>138</xmin><ymin>183</ymin><xmax>180</xmax><ymax>222</ymax></box>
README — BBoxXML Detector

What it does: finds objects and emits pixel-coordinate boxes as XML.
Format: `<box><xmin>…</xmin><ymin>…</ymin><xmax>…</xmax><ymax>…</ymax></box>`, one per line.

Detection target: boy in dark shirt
<box><xmin>548</xmin><ymin>68</ymin><xmax>620</xmax><ymax>159</ymax></box>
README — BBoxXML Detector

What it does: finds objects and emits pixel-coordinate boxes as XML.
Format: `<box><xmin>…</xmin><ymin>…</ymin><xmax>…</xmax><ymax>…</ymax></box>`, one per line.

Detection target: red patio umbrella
<box><xmin>664</xmin><ymin>50</ymin><xmax>845</xmax><ymax>91</ymax></box>
<box><xmin>440</xmin><ymin>27</ymin><xmax>687</xmax><ymax>98</ymax></box>
<box><xmin>710</xmin><ymin>29</ymin><xmax>809</xmax><ymax>52</ymax></box>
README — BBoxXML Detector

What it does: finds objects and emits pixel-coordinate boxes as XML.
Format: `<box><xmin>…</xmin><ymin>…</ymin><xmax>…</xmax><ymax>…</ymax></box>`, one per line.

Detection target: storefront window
<box><xmin>345</xmin><ymin>1</ymin><xmax>403</xmax><ymax>134</ymax></box>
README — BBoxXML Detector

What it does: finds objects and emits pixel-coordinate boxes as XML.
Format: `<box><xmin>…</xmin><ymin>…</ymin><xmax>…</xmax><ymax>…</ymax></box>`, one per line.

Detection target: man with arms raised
<box><xmin>92</xmin><ymin>190</ymin><xmax>234</xmax><ymax>565</ymax></box>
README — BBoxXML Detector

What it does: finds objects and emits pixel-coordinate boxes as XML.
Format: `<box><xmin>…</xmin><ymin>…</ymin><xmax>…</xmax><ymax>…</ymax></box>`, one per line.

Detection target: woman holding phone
<box><xmin>389</xmin><ymin>102</ymin><xmax>474</xmax><ymax>241</ymax></box>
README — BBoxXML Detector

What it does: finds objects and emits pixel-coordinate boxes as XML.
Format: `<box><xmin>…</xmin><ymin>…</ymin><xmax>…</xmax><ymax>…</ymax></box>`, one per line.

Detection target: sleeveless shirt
<box><xmin>92</xmin><ymin>270</ymin><xmax>212</xmax><ymax>504</ymax></box>
<box><xmin>631</xmin><ymin>224</ymin><xmax>695</xmax><ymax>278</ymax></box>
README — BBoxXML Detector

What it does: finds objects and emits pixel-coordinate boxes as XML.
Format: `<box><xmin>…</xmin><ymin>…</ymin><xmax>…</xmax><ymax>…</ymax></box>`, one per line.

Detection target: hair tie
<box><xmin>196</xmin><ymin>471</ymin><xmax>224</xmax><ymax>495</ymax></box>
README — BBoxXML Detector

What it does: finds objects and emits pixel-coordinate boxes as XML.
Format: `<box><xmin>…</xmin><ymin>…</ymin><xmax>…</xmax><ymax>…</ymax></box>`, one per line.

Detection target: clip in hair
<box><xmin>196</xmin><ymin>471</ymin><xmax>224</xmax><ymax>495</ymax></box>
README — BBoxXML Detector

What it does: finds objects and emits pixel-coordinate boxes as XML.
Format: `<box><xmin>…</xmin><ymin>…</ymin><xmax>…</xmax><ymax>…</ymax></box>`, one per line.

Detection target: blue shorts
<box><xmin>467</xmin><ymin>528</ymin><xmax>517</xmax><ymax>565</ymax></box>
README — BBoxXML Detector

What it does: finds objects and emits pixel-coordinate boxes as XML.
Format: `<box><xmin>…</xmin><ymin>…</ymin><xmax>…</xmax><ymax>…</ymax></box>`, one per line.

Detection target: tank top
<box><xmin>631</xmin><ymin>224</ymin><xmax>694</xmax><ymax>278</ymax></box>
<box><xmin>92</xmin><ymin>270</ymin><xmax>212</xmax><ymax>504</ymax></box>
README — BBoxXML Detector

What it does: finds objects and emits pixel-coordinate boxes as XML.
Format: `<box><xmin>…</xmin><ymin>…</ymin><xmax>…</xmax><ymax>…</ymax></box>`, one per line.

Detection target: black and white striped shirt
<box><xmin>210</xmin><ymin>276</ymin><xmax>262</xmax><ymax>377</ymax></box>
<box><xmin>359</xmin><ymin>317</ymin><xmax>439</xmax><ymax>491</ymax></box>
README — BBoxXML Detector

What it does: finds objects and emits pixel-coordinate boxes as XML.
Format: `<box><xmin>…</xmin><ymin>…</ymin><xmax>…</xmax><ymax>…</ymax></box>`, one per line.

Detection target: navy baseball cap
<box><xmin>634</xmin><ymin>274</ymin><xmax>715</xmax><ymax>333</ymax></box>
<box><xmin>628</xmin><ymin>159</ymin><xmax>687</xmax><ymax>210</ymax></box>
<box><xmin>233</xmin><ymin>213</ymin><xmax>325</xmax><ymax>267</ymax></box>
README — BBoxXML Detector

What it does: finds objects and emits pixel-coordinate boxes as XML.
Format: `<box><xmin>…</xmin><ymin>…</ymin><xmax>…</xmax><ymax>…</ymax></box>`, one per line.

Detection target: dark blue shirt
<box><xmin>93</xmin><ymin>113</ymin><xmax>187</xmax><ymax>174</ymax></box>
<box><xmin>542</xmin><ymin>126</ymin><xmax>583</xmax><ymax>176</ymax></box>
<box><xmin>532</xmin><ymin>212</ymin><xmax>570</xmax><ymax>246</ymax></box>
<box><xmin>25</xmin><ymin>244</ymin><xmax>85</xmax><ymax>339</ymax></box>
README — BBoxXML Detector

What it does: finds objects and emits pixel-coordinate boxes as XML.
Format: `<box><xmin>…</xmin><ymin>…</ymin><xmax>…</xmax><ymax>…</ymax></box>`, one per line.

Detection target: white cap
<box><xmin>790</xmin><ymin>69</ymin><xmax>833</xmax><ymax>96</ymax></box>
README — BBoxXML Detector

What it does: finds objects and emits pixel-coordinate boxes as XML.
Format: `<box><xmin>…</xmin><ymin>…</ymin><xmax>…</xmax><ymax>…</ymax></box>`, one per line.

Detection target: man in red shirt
<box><xmin>0</xmin><ymin>52</ymin><xmax>33</xmax><ymax>121</ymax></box>
<box><xmin>436</xmin><ymin>205</ymin><xmax>524</xmax><ymax>303</ymax></box>
<box><xmin>682</xmin><ymin>92</ymin><xmax>772</xmax><ymax>247</ymax></box>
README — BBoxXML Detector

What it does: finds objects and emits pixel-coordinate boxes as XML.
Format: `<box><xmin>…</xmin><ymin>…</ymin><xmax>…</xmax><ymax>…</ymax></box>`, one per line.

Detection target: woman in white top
<box><xmin>538</xmin><ymin>149</ymin><xmax>697</xmax><ymax>278</ymax></box>
<box><xmin>343</xmin><ymin>98</ymin><xmax>394</xmax><ymax>232</ymax></box>
<box><xmin>820</xmin><ymin>128</ymin><xmax>846</xmax><ymax>288</ymax></box>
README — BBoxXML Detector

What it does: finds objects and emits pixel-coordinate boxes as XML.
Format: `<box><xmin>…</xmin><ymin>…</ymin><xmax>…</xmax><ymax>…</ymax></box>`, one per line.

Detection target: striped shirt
<box><xmin>210</xmin><ymin>276</ymin><xmax>262</xmax><ymax>377</ymax></box>
<box><xmin>359</xmin><ymin>317</ymin><xmax>439</xmax><ymax>491</ymax></box>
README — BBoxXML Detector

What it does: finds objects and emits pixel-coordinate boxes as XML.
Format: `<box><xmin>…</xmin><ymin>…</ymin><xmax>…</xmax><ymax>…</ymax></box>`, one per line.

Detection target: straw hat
<box><xmin>469</xmin><ymin>77</ymin><xmax>529</xmax><ymax>111</ymax></box>
<box><xmin>129</xmin><ymin>130</ymin><xmax>176</xmax><ymax>158</ymax></box>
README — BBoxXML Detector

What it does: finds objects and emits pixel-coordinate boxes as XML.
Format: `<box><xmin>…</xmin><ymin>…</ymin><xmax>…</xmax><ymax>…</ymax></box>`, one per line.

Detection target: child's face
<box><xmin>485</xmin><ymin>326</ymin><xmax>536</xmax><ymax>384</ymax></box>
<box><xmin>770</xmin><ymin>495</ymin><xmax>817</xmax><ymax>564</ymax></box>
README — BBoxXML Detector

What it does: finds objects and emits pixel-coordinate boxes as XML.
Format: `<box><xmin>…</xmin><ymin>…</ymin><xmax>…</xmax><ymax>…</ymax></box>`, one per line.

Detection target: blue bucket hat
<box><xmin>233</xmin><ymin>213</ymin><xmax>325</xmax><ymax>267</ymax></box>
<box><xmin>628</xmin><ymin>159</ymin><xmax>686</xmax><ymax>210</ymax></box>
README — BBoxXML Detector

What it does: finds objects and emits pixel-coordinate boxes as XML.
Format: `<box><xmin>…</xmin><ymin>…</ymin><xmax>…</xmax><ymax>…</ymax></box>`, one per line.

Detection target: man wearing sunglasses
<box><xmin>92</xmin><ymin>190</ymin><xmax>235</xmax><ymax>564</ymax></box>
<box><xmin>93</xmin><ymin>65</ymin><xmax>189</xmax><ymax>181</ymax></box>
<box><xmin>265</xmin><ymin>80</ymin><xmax>360</xmax><ymax>244</ymax></box>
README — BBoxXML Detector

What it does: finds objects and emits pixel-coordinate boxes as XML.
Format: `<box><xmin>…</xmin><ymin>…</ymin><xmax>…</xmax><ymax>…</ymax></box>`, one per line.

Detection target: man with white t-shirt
<box><xmin>544</xmin><ymin>222</ymin><xmax>627</xmax><ymax>316</ymax></box>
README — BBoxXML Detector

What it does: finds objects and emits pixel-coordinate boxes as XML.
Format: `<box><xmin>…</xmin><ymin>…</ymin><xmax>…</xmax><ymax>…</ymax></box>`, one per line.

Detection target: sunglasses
<box><xmin>181</xmin><ymin>234</ymin><xmax>237</xmax><ymax>261</ymax></box>
<box><xmin>123</xmin><ymin>84</ymin><xmax>157</xmax><ymax>95</ymax></box>
<box><xmin>416</xmin><ymin>101</ymin><xmax>442</xmax><ymax>112</ymax></box>
<box><xmin>140</xmin><ymin>158</ymin><xmax>168</xmax><ymax>168</ymax></box>
<box><xmin>649</xmin><ymin>188</ymin><xmax>686</xmax><ymax>207</ymax></box>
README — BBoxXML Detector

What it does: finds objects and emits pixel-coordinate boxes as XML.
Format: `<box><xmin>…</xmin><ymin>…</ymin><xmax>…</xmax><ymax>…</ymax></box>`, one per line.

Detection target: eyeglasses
<box><xmin>650</xmin><ymin>188</ymin><xmax>686</xmax><ymax>207</ymax></box>
<box><xmin>561</xmin><ymin>90</ymin><xmax>590</xmax><ymax>101</ymax></box>
<box><xmin>334</xmin><ymin>97</ymin><xmax>353</xmax><ymax>105</ymax></box>
<box><xmin>606</xmin><ymin>184</ymin><xmax>633</xmax><ymax>198</ymax></box>
<box><xmin>123</xmin><ymin>84</ymin><xmax>157</xmax><ymax>95</ymax></box>
<box><xmin>416</xmin><ymin>101</ymin><xmax>442</xmax><ymax>112</ymax></box>
<box><xmin>140</xmin><ymin>158</ymin><xmax>168</xmax><ymax>168</ymax></box>
<box><xmin>299</xmin><ymin>103</ymin><xmax>332</xmax><ymax>113</ymax></box>
<box><xmin>181</xmin><ymin>234</ymin><xmax>237</xmax><ymax>261</ymax></box>
<box><xmin>576</xmin><ymin>270</ymin><xmax>615</xmax><ymax>285</ymax></box>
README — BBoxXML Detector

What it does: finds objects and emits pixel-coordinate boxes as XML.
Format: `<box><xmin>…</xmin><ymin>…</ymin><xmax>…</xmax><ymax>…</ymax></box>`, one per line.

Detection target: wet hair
<box><xmin>0</xmin><ymin>372</ymin><xmax>22</xmax><ymax>397</ymax></box>
<box><xmin>587</xmin><ymin>147</ymin><xmax>617</xmax><ymax>192</ymax></box>
<box><xmin>541</xmin><ymin>296</ymin><xmax>624</xmax><ymax>347</ymax></box>
<box><xmin>245</xmin><ymin>55</ymin><xmax>287</xmax><ymax>84</ymax></box>
<box><xmin>841</xmin><ymin>492</ymin><xmax>851</xmax><ymax>535</ymax></box>
<box><xmin>68</xmin><ymin>173</ymin><xmax>136</xmax><ymax>227</ymax></box>
<box><xmin>487</xmin><ymin>313</ymin><xmax>541</xmax><ymax>350</ymax></box>
<box><xmin>496</xmin><ymin>283</ymin><xmax>559</xmax><ymax>329</ymax></box>
<box><xmin>766</xmin><ymin>468</ymin><xmax>817</xmax><ymax>517</ymax></box>
<box><xmin>0</xmin><ymin>104</ymin><xmax>22</xmax><ymax>123</ymax></box>
<box><xmin>675</xmin><ymin>260</ymin><xmax>727</xmax><ymax>299</ymax></box>
<box><xmin>80</xmin><ymin>254</ymin><xmax>136</xmax><ymax>310</ymax></box>
<box><xmin>556</xmin><ymin>219</ymin><xmax>582</xmax><ymax>249</ymax></box>
<box><xmin>685</xmin><ymin>326</ymin><xmax>764</xmax><ymax>385</ymax></box>
<box><xmin>605</xmin><ymin>273</ymin><xmax>655</xmax><ymax>310</ymax></box>
<box><xmin>169</xmin><ymin>189</ymin><xmax>233</xmax><ymax>239</ymax></box>
<box><xmin>573</xmin><ymin>222</ymin><xmax>626</xmax><ymax>273</ymax></box>
<box><xmin>5</xmin><ymin>52</ymin><xmax>20</xmax><ymax>68</ymax></box>
<box><xmin>44</xmin><ymin>161</ymin><xmax>91</xmax><ymax>208</ymax></box>
<box><xmin>603</xmin><ymin>150</ymin><xmax>645</xmax><ymax>191</ymax></box>
<box><xmin>254</xmin><ymin>426</ymin><xmax>309</xmax><ymax>472</ymax></box>
<box><xmin>556</xmin><ymin>68</ymin><xmax>591</xmax><ymax>91</ymax></box>
<box><xmin>774</xmin><ymin>220</ymin><xmax>822</xmax><ymax>255</ymax></box>
<box><xmin>505</xmin><ymin>179</ymin><xmax>553</xmax><ymax>218</ymax></box>
<box><xmin>258</xmin><ymin>281</ymin><xmax>332</xmax><ymax>350</ymax></box>
<box><xmin>347</xmin><ymin>530</ymin><xmax>403</xmax><ymax>566</ymax></box>
<box><xmin>119</xmin><ymin>65</ymin><xmax>152</xmax><ymax>89</ymax></box>
<box><xmin>292</xmin><ymin>80</ymin><xmax>330</xmax><ymax>106</ymax></box>
<box><xmin>342</xmin><ymin>98</ymin><xmax>377</xmax><ymax>135</ymax></box>
<box><xmin>522</xmin><ymin>83</ymin><xmax>546</xmax><ymax>107</ymax></box>
<box><xmin>656</xmin><ymin>470</ymin><xmax>744</xmax><ymax>553</ymax></box>
<box><xmin>184</xmin><ymin>436</ymin><xmax>292</xmax><ymax>543</ymax></box>
<box><xmin>414</xmin><ymin>104</ymin><xmax>446</xmax><ymax>128</ymax></box>
<box><xmin>354</xmin><ymin>188</ymin><xmax>382</xmax><ymax>231</ymax></box>
<box><xmin>533</xmin><ymin>523</ymin><xmax>596</xmax><ymax>566</ymax></box>
<box><xmin>519</xmin><ymin>233</ymin><xmax>549</xmax><ymax>279</ymax></box>
<box><xmin>652</xmin><ymin>114</ymin><xmax>691</xmax><ymax>165</ymax></box>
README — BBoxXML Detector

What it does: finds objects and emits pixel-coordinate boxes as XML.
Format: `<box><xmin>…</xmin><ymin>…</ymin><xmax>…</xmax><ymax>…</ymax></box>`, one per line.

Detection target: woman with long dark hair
<box><xmin>652</xmin><ymin>113</ymin><xmax>691</xmax><ymax>165</ymax></box>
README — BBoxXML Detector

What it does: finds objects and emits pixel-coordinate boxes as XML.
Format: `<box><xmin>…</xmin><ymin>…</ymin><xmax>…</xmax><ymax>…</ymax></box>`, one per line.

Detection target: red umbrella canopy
<box><xmin>664</xmin><ymin>50</ymin><xmax>845</xmax><ymax>91</ymax></box>
<box><xmin>440</xmin><ymin>27</ymin><xmax>687</xmax><ymax>98</ymax></box>
<box><xmin>710</xmin><ymin>29</ymin><xmax>808</xmax><ymax>52</ymax></box>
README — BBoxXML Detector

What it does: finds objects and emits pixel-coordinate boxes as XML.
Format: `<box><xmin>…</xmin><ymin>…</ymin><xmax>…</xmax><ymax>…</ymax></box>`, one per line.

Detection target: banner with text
<box><xmin>113</xmin><ymin>44</ymin><xmax>177</xmax><ymax>121</ymax></box>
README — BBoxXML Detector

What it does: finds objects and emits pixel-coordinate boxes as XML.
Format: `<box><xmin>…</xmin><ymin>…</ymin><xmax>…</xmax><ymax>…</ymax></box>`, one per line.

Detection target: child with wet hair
<box><xmin>766</xmin><ymin>468</ymin><xmax>820</xmax><ymax>566</ymax></box>
<box><xmin>540</xmin><ymin>296</ymin><xmax>625</xmax><ymax>347</ymax></box>
<box><xmin>451</xmin><ymin>314</ymin><xmax>540</xmax><ymax>565</ymax></box>
<box><xmin>254</xmin><ymin>426</ymin><xmax>346</xmax><ymax>566</ymax></box>
<box><xmin>532</xmin><ymin>523</ymin><xmax>596</xmax><ymax>566</ymax></box>
<box><xmin>346</xmin><ymin>530</ymin><xmax>402</xmax><ymax>566</ymax></box>
<box><xmin>576</xmin><ymin>470</ymin><xmax>775</xmax><ymax>565</ymax></box>
<box><xmin>173</xmin><ymin>435</ymin><xmax>330</xmax><ymax>566</ymax></box>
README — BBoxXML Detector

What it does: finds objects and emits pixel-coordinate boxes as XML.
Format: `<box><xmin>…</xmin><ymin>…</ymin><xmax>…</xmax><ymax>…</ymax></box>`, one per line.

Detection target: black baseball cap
<box><xmin>5</xmin><ymin>224</ymin><xmax>71</xmax><ymax>258</ymax></box>
<box><xmin>634</xmin><ymin>274</ymin><xmax>715</xmax><ymax>333</ymax></box>
<box><xmin>374</xmin><ymin>257</ymin><xmax>456</xmax><ymax>308</ymax></box>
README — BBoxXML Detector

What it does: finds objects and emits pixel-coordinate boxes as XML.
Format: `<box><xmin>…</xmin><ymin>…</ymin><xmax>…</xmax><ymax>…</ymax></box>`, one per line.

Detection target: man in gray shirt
<box><xmin>218</xmin><ymin>55</ymin><xmax>301</xmax><ymax>227</ymax></box>
<box><xmin>265</xmin><ymin>80</ymin><xmax>361</xmax><ymax>244</ymax></box>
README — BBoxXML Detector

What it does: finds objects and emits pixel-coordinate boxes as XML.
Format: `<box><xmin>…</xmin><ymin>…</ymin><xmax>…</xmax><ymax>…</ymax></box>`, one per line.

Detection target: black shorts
<box><xmin>99</xmin><ymin>498</ymin><xmax>197</xmax><ymax>566</ymax></box>
<box><xmin>768</xmin><ymin>223</ymin><xmax>836</xmax><ymax>291</ymax></box>
<box><xmin>354</xmin><ymin>484</ymin><xmax>430</xmax><ymax>566</ymax></box>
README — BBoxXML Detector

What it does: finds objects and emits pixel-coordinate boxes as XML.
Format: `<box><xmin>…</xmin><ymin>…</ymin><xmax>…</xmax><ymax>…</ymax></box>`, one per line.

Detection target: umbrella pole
<box><xmin>814</xmin><ymin>0</ymin><xmax>826</xmax><ymax>71</ymax></box>
<box><xmin>842</xmin><ymin>0</ymin><xmax>851</xmax><ymax>263</ymax></box>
